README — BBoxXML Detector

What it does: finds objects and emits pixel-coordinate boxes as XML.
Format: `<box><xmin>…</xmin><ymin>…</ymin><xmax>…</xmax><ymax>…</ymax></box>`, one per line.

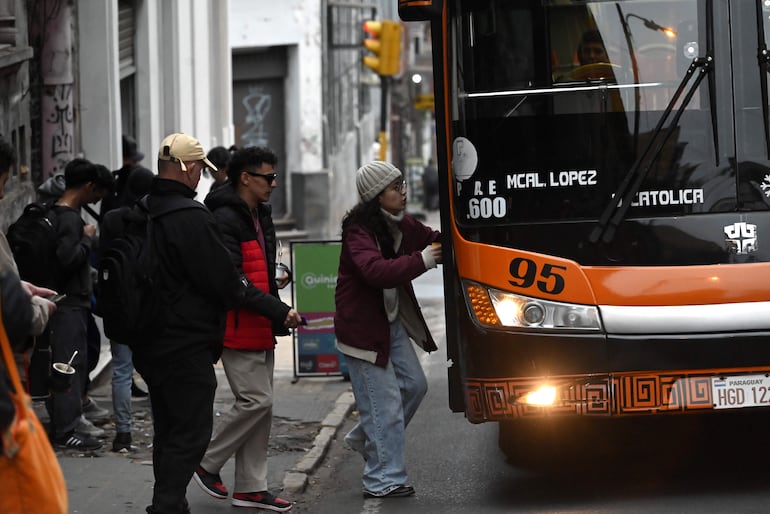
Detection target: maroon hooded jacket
<box><xmin>334</xmin><ymin>214</ymin><xmax>440</xmax><ymax>367</ymax></box>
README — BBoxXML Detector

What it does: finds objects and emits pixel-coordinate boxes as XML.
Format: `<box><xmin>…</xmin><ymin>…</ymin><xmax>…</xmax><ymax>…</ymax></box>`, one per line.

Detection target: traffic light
<box><xmin>362</xmin><ymin>20</ymin><xmax>402</xmax><ymax>76</ymax></box>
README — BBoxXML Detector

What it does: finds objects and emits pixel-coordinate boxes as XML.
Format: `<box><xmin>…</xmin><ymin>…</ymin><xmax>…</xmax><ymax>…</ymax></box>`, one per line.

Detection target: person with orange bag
<box><xmin>0</xmin><ymin>135</ymin><xmax>66</xmax><ymax>513</ymax></box>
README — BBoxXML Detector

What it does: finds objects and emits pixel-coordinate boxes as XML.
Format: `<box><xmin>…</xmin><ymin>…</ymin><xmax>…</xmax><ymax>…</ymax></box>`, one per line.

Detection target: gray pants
<box><xmin>200</xmin><ymin>348</ymin><xmax>274</xmax><ymax>493</ymax></box>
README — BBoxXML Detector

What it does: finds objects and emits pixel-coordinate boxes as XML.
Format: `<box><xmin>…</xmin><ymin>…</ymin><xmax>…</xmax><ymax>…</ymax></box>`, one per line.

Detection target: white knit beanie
<box><xmin>356</xmin><ymin>161</ymin><xmax>402</xmax><ymax>202</ymax></box>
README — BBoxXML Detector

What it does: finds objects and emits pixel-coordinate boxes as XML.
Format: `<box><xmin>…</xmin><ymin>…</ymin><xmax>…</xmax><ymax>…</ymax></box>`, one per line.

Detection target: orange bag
<box><xmin>0</xmin><ymin>301</ymin><xmax>67</xmax><ymax>514</ymax></box>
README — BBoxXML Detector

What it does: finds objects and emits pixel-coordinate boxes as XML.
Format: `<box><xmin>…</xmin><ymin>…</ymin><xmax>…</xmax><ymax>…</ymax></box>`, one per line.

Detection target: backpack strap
<box><xmin>26</xmin><ymin>201</ymin><xmax>60</xmax><ymax>236</ymax></box>
<box><xmin>140</xmin><ymin>195</ymin><xmax>206</xmax><ymax>299</ymax></box>
<box><xmin>83</xmin><ymin>204</ymin><xmax>101</xmax><ymax>222</ymax></box>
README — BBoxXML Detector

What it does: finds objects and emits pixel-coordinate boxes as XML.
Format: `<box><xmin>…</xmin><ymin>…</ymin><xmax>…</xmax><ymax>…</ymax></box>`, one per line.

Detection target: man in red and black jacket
<box><xmin>195</xmin><ymin>146</ymin><xmax>301</xmax><ymax>512</ymax></box>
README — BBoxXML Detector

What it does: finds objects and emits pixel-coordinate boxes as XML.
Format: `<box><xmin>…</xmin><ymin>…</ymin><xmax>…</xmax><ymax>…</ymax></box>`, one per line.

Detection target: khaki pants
<box><xmin>200</xmin><ymin>348</ymin><xmax>274</xmax><ymax>493</ymax></box>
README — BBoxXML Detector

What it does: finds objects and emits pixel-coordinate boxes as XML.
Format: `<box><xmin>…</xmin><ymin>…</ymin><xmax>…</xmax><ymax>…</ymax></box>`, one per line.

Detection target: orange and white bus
<box><xmin>399</xmin><ymin>0</ymin><xmax>770</xmax><ymax>457</ymax></box>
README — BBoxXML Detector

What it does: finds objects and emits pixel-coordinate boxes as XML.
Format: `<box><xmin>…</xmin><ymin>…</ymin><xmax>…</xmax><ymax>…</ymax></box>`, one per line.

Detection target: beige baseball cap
<box><xmin>157</xmin><ymin>133</ymin><xmax>217</xmax><ymax>171</ymax></box>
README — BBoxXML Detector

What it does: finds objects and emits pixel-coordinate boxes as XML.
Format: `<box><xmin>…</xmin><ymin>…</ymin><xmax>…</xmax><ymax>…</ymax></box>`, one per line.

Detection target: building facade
<box><xmin>0</xmin><ymin>0</ymin><xmax>232</xmax><ymax>229</ymax></box>
<box><xmin>230</xmin><ymin>0</ymin><xmax>383</xmax><ymax>239</ymax></box>
<box><xmin>0</xmin><ymin>0</ymin><xmax>34</xmax><ymax>226</ymax></box>
<box><xmin>0</xmin><ymin>0</ymin><xmax>425</xmax><ymax>239</ymax></box>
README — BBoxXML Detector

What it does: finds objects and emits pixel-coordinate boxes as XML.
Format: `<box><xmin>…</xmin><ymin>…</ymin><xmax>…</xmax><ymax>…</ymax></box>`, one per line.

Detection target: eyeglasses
<box><xmin>245</xmin><ymin>171</ymin><xmax>278</xmax><ymax>183</ymax></box>
<box><xmin>389</xmin><ymin>180</ymin><xmax>407</xmax><ymax>194</ymax></box>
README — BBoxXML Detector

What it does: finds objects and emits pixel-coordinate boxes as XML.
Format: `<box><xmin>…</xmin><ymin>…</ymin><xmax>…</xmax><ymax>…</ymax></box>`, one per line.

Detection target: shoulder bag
<box><xmin>0</xmin><ymin>300</ymin><xmax>67</xmax><ymax>514</ymax></box>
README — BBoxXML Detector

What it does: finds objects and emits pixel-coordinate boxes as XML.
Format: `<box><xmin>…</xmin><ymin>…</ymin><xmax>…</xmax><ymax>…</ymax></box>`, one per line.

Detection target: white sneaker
<box><xmin>76</xmin><ymin>414</ymin><xmax>105</xmax><ymax>438</ymax></box>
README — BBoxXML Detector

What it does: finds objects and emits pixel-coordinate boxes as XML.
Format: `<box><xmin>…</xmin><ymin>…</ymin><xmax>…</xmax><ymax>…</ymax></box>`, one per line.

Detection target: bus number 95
<box><xmin>509</xmin><ymin>258</ymin><xmax>567</xmax><ymax>295</ymax></box>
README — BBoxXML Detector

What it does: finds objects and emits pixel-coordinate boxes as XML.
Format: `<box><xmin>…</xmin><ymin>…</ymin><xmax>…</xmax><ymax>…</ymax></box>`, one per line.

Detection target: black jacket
<box><xmin>50</xmin><ymin>204</ymin><xmax>94</xmax><ymax>307</ymax></box>
<box><xmin>139</xmin><ymin>178</ymin><xmax>244</xmax><ymax>361</ymax></box>
<box><xmin>204</xmin><ymin>184</ymin><xmax>290</xmax><ymax>335</ymax></box>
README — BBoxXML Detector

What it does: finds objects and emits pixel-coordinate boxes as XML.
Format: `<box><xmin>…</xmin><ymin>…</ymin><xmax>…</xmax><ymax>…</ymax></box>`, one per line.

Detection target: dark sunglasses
<box><xmin>245</xmin><ymin>171</ymin><xmax>278</xmax><ymax>183</ymax></box>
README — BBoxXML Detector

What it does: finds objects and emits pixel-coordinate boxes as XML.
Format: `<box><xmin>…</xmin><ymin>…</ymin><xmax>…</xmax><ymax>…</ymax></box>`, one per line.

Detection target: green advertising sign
<box><xmin>293</xmin><ymin>242</ymin><xmax>340</xmax><ymax>312</ymax></box>
<box><xmin>291</xmin><ymin>241</ymin><xmax>346</xmax><ymax>377</ymax></box>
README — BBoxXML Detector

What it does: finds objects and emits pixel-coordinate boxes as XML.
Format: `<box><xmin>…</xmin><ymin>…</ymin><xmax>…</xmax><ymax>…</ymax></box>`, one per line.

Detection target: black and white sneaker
<box><xmin>56</xmin><ymin>431</ymin><xmax>103</xmax><ymax>450</ymax></box>
<box><xmin>363</xmin><ymin>485</ymin><xmax>415</xmax><ymax>499</ymax></box>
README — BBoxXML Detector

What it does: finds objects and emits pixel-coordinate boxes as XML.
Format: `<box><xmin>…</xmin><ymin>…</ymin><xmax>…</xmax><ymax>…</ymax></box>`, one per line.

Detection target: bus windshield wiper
<box><xmin>755</xmin><ymin>0</ymin><xmax>770</xmax><ymax>160</ymax></box>
<box><xmin>590</xmin><ymin>1</ymin><xmax>718</xmax><ymax>245</ymax></box>
<box><xmin>589</xmin><ymin>56</ymin><xmax>714</xmax><ymax>244</ymax></box>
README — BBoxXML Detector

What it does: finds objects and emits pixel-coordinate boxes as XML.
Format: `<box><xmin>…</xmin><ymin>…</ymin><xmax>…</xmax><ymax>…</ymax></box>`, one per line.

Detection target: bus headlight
<box><xmin>517</xmin><ymin>385</ymin><xmax>558</xmax><ymax>406</ymax></box>
<box><xmin>464</xmin><ymin>281</ymin><xmax>603</xmax><ymax>331</ymax></box>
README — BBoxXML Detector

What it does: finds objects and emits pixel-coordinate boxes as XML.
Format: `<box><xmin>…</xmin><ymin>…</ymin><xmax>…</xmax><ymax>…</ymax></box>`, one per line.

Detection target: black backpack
<box><xmin>96</xmin><ymin>196</ymin><xmax>202</xmax><ymax>345</ymax></box>
<box><xmin>6</xmin><ymin>202</ymin><xmax>59</xmax><ymax>289</ymax></box>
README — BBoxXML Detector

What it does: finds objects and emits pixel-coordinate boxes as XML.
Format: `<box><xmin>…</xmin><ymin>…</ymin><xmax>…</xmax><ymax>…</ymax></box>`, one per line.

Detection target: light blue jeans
<box><xmin>110</xmin><ymin>341</ymin><xmax>132</xmax><ymax>433</ymax></box>
<box><xmin>344</xmin><ymin>319</ymin><xmax>428</xmax><ymax>496</ymax></box>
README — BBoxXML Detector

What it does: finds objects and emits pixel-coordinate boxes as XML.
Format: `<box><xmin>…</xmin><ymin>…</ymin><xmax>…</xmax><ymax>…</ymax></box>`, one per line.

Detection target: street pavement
<box><xmin>51</xmin><ymin>331</ymin><xmax>354</xmax><ymax>514</ymax></box>
<box><xmin>48</xmin><ymin>208</ymin><xmax>441</xmax><ymax>513</ymax></box>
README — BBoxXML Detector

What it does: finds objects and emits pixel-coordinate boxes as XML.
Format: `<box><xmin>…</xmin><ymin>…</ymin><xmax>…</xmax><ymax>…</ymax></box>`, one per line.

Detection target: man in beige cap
<box><xmin>130</xmin><ymin>132</ymin><xmax>245</xmax><ymax>514</ymax></box>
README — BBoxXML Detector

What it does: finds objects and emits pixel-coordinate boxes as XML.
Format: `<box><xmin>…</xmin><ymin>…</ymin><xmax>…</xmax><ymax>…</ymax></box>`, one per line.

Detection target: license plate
<box><xmin>712</xmin><ymin>374</ymin><xmax>770</xmax><ymax>409</ymax></box>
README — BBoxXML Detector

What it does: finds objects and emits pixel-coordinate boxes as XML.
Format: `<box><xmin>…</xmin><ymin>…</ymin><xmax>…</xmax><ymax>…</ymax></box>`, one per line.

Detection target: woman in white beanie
<box><xmin>334</xmin><ymin>160</ymin><xmax>442</xmax><ymax>499</ymax></box>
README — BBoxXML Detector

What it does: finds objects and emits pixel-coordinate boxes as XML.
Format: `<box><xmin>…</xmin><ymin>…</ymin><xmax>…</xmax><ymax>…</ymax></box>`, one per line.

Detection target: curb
<box><xmin>282</xmin><ymin>391</ymin><xmax>356</xmax><ymax>494</ymax></box>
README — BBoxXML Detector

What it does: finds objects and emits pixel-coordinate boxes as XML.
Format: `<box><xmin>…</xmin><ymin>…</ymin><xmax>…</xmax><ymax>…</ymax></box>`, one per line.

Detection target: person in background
<box><xmin>206</xmin><ymin>146</ymin><xmax>231</xmax><ymax>192</ymax></box>
<box><xmin>97</xmin><ymin>143</ymin><xmax>151</xmax><ymax>399</ymax></box>
<box><xmin>194</xmin><ymin>146</ymin><xmax>300</xmax><ymax>512</ymax></box>
<box><xmin>99</xmin><ymin>166</ymin><xmax>155</xmax><ymax>452</ymax></box>
<box><xmin>29</xmin><ymin>163</ymin><xmax>113</xmax><ymax>409</ymax></box>
<box><xmin>133</xmin><ymin>133</ymin><xmax>244</xmax><ymax>514</ymax></box>
<box><xmin>101</xmin><ymin>134</ymin><xmax>149</xmax><ymax>215</ymax></box>
<box><xmin>46</xmin><ymin>158</ymin><xmax>111</xmax><ymax>450</ymax></box>
<box><xmin>422</xmin><ymin>159</ymin><xmax>439</xmax><ymax>211</ymax></box>
<box><xmin>81</xmin><ymin>164</ymin><xmax>115</xmax><ymax>429</ymax></box>
<box><xmin>577</xmin><ymin>29</ymin><xmax>610</xmax><ymax>65</ymax></box>
<box><xmin>334</xmin><ymin>160</ymin><xmax>442</xmax><ymax>499</ymax></box>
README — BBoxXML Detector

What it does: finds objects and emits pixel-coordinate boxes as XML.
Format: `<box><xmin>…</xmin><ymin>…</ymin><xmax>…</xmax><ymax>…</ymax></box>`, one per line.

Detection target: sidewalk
<box><xmin>55</xmin><ymin>312</ymin><xmax>354</xmax><ymax>513</ymax></box>
<box><xmin>55</xmin><ymin>207</ymin><xmax>441</xmax><ymax>513</ymax></box>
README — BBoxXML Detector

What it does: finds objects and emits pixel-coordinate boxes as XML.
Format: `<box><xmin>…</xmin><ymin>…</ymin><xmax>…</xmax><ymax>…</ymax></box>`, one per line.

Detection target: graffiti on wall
<box><xmin>42</xmin><ymin>83</ymin><xmax>74</xmax><ymax>177</ymax></box>
<box><xmin>240</xmin><ymin>86</ymin><xmax>271</xmax><ymax>148</ymax></box>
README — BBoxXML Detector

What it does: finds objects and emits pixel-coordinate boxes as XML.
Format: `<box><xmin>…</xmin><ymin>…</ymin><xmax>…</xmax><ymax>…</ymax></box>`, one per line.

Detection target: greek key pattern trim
<box><xmin>464</xmin><ymin>368</ymin><xmax>768</xmax><ymax>422</ymax></box>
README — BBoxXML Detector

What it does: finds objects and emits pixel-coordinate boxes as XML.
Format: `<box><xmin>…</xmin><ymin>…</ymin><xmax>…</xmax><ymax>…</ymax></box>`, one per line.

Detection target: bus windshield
<box><xmin>450</xmin><ymin>0</ymin><xmax>770</xmax><ymax>233</ymax></box>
